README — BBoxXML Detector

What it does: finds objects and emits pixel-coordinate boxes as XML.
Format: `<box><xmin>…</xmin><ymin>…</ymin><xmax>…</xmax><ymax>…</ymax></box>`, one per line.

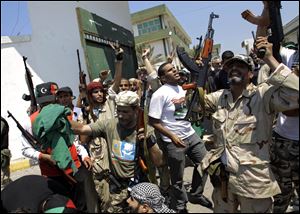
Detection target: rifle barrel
<box><xmin>23</xmin><ymin>56</ymin><xmax>38</xmax><ymax>115</ymax></box>
<box><xmin>77</xmin><ymin>49</ymin><xmax>82</xmax><ymax>73</ymax></box>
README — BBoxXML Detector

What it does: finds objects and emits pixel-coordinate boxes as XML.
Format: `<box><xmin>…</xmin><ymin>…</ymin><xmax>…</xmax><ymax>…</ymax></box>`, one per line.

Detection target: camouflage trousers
<box><xmin>93</xmin><ymin>169</ymin><xmax>129</xmax><ymax>213</ymax></box>
<box><xmin>93</xmin><ymin>177</ymin><xmax>110</xmax><ymax>212</ymax></box>
<box><xmin>107</xmin><ymin>187</ymin><xmax>129</xmax><ymax>213</ymax></box>
<box><xmin>270</xmin><ymin>131</ymin><xmax>299</xmax><ymax>213</ymax></box>
<box><xmin>212</xmin><ymin>185</ymin><xmax>273</xmax><ymax>213</ymax></box>
<box><xmin>1</xmin><ymin>149</ymin><xmax>11</xmax><ymax>187</ymax></box>
<box><xmin>89</xmin><ymin>136</ymin><xmax>111</xmax><ymax>212</ymax></box>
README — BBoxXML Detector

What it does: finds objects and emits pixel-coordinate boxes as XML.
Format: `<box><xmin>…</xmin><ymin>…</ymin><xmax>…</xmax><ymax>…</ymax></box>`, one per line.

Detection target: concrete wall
<box><xmin>1</xmin><ymin>1</ymin><xmax>132</xmax><ymax>162</ymax></box>
<box><xmin>283</xmin><ymin>15</ymin><xmax>299</xmax><ymax>44</ymax></box>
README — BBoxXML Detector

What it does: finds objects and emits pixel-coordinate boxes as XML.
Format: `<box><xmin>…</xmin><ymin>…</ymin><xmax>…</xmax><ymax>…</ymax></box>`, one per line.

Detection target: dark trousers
<box><xmin>73</xmin><ymin>165</ymin><xmax>100</xmax><ymax>213</ymax></box>
<box><xmin>50</xmin><ymin>165</ymin><xmax>100</xmax><ymax>213</ymax></box>
<box><xmin>163</xmin><ymin>132</ymin><xmax>208</xmax><ymax>210</ymax></box>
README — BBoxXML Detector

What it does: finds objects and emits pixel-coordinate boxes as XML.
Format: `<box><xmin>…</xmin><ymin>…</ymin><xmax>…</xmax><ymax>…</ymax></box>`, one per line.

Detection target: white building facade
<box><xmin>1</xmin><ymin>1</ymin><xmax>132</xmax><ymax>165</ymax></box>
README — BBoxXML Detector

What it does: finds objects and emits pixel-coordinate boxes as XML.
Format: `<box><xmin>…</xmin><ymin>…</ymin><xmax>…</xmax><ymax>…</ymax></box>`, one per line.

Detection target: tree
<box><xmin>135</xmin><ymin>44</ymin><xmax>164</xmax><ymax>68</ymax></box>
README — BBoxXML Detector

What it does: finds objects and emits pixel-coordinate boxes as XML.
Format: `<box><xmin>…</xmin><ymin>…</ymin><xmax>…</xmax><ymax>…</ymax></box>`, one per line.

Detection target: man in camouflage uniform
<box><xmin>1</xmin><ymin>117</ymin><xmax>11</xmax><ymax>187</ymax></box>
<box><xmin>200</xmin><ymin>37</ymin><xmax>299</xmax><ymax>212</ymax></box>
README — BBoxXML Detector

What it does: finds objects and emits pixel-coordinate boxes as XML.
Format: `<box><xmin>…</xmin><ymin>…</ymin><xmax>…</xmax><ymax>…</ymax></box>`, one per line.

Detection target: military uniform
<box><xmin>1</xmin><ymin>117</ymin><xmax>11</xmax><ymax>187</ymax></box>
<box><xmin>78</xmin><ymin>98</ymin><xmax>115</xmax><ymax>212</ymax></box>
<box><xmin>201</xmin><ymin>63</ymin><xmax>299</xmax><ymax>212</ymax></box>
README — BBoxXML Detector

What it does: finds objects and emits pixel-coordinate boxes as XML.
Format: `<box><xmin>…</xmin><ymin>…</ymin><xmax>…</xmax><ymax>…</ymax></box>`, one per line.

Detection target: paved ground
<box><xmin>7</xmin><ymin>164</ymin><xmax>213</xmax><ymax>213</ymax></box>
<box><xmin>6</xmin><ymin>164</ymin><xmax>299</xmax><ymax>213</ymax></box>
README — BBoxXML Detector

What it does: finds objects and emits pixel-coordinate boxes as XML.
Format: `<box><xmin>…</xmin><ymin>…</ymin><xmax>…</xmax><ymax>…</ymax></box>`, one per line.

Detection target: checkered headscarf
<box><xmin>130</xmin><ymin>182</ymin><xmax>175</xmax><ymax>213</ymax></box>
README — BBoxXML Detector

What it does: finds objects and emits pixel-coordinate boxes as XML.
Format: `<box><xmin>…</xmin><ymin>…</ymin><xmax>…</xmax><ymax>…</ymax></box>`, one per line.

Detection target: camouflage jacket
<box><xmin>201</xmin><ymin>63</ymin><xmax>299</xmax><ymax>198</ymax></box>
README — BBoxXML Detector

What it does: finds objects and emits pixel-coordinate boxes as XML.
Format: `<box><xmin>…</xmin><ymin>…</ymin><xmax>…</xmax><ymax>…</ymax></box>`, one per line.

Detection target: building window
<box><xmin>137</xmin><ymin>18</ymin><xmax>162</xmax><ymax>36</ymax></box>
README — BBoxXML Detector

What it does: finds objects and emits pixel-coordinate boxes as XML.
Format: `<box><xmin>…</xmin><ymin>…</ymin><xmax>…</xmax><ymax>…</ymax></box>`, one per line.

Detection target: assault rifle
<box><xmin>251</xmin><ymin>1</ymin><xmax>284</xmax><ymax>62</ymax></box>
<box><xmin>7</xmin><ymin>110</ymin><xmax>39</xmax><ymax>147</ymax></box>
<box><xmin>76</xmin><ymin>49</ymin><xmax>89</xmax><ymax>122</ymax></box>
<box><xmin>135</xmin><ymin>80</ymin><xmax>157</xmax><ymax>184</ymax></box>
<box><xmin>194</xmin><ymin>36</ymin><xmax>203</xmax><ymax>60</ymax></box>
<box><xmin>7</xmin><ymin>110</ymin><xmax>77</xmax><ymax>184</ymax></box>
<box><xmin>22</xmin><ymin>56</ymin><xmax>38</xmax><ymax>115</ymax></box>
<box><xmin>267</xmin><ymin>1</ymin><xmax>284</xmax><ymax>63</ymax></box>
<box><xmin>177</xmin><ymin>12</ymin><xmax>219</xmax><ymax>125</ymax></box>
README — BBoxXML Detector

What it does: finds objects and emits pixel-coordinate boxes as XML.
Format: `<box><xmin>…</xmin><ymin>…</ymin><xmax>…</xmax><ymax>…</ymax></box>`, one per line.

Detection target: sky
<box><xmin>1</xmin><ymin>1</ymin><xmax>299</xmax><ymax>54</ymax></box>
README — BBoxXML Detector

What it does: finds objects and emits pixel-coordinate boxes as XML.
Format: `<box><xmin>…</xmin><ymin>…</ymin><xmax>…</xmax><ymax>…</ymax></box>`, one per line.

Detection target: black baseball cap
<box><xmin>56</xmin><ymin>87</ymin><xmax>75</xmax><ymax>99</ymax></box>
<box><xmin>35</xmin><ymin>82</ymin><xmax>58</xmax><ymax>104</ymax></box>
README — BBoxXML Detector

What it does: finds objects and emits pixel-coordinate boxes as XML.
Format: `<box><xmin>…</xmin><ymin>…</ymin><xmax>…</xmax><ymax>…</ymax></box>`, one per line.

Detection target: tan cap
<box><xmin>115</xmin><ymin>91</ymin><xmax>139</xmax><ymax>106</ymax></box>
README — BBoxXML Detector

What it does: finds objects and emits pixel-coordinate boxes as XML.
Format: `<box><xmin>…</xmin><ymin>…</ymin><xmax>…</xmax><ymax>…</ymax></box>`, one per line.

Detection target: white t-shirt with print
<box><xmin>148</xmin><ymin>83</ymin><xmax>195</xmax><ymax>142</ymax></box>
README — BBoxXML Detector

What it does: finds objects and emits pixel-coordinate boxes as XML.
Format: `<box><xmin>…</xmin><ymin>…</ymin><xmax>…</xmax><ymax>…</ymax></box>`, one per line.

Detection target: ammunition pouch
<box><xmin>207</xmin><ymin>159</ymin><xmax>229</xmax><ymax>202</ymax></box>
<box><xmin>208</xmin><ymin>160</ymin><xmax>228</xmax><ymax>187</ymax></box>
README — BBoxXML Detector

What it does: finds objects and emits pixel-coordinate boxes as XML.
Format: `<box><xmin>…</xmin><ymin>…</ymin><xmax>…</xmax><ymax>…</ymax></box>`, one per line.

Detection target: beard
<box><xmin>129</xmin><ymin>206</ymin><xmax>139</xmax><ymax>213</ymax></box>
<box><xmin>228</xmin><ymin>76</ymin><xmax>243</xmax><ymax>85</ymax></box>
<box><xmin>228</xmin><ymin>69</ymin><xmax>245</xmax><ymax>85</ymax></box>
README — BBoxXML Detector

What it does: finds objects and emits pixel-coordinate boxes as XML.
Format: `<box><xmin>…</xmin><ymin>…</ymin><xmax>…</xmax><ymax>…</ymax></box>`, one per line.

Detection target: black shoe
<box><xmin>176</xmin><ymin>208</ymin><xmax>188</xmax><ymax>213</ymax></box>
<box><xmin>188</xmin><ymin>195</ymin><xmax>213</xmax><ymax>209</ymax></box>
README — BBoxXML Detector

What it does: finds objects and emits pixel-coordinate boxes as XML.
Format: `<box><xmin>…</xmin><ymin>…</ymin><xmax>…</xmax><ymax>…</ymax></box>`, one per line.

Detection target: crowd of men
<box><xmin>1</xmin><ymin>2</ymin><xmax>299</xmax><ymax>213</ymax></box>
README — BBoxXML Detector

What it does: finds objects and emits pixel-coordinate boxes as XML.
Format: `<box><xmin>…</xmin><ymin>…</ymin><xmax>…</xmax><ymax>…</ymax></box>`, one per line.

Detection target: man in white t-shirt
<box><xmin>148</xmin><ymin>62</ymin><xmax>212</xmax><ymax>212</ymax></box>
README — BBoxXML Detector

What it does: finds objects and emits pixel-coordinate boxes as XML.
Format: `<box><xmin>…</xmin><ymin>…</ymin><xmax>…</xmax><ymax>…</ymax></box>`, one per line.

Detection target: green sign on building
<box><xmin>76</xmin><ymin>7</ymin><xmax>138</xmax><ymax>81</ymax></box>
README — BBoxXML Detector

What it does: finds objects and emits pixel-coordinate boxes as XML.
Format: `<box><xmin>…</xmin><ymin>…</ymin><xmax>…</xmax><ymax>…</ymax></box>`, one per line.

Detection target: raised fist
<box><xmin>109</xmin><ymin>41</ymin><xmax>124</xmax><ymax>61</ymax></box>
<box><xmin>142</xmin><ymin>48</ymin><xmax>150</xmax><ymax>59</ymax></box>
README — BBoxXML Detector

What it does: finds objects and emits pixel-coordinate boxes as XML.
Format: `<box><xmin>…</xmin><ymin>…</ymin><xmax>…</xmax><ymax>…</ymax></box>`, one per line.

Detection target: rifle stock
<box><xmin>22</xmin><ymin>56</ymin><xmax>38</xmax><ymax>115</ymax></box>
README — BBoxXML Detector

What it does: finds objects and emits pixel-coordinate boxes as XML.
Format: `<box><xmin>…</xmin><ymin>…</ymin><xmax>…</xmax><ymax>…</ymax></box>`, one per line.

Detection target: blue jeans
<box><xmin>163</xmin><ymin>132</ymin><xmax>208</xmax><ymax>210</ymax></box>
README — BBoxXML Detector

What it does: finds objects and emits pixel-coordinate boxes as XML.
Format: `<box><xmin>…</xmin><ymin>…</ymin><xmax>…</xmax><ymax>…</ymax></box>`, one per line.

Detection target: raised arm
<box><xmin>256</xmin><ymin>36</ymin><xmax>279</xmax><ymax>71</ymax></box>
<box><xmin>142</xmin><ymin>48</ymin><xmax>157</xmax><ymax>77</ymax></box>
<box><xmin>109</xmin><ymin>42</ymin><xmax>124</xmax><ymax>93</ymax></box>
